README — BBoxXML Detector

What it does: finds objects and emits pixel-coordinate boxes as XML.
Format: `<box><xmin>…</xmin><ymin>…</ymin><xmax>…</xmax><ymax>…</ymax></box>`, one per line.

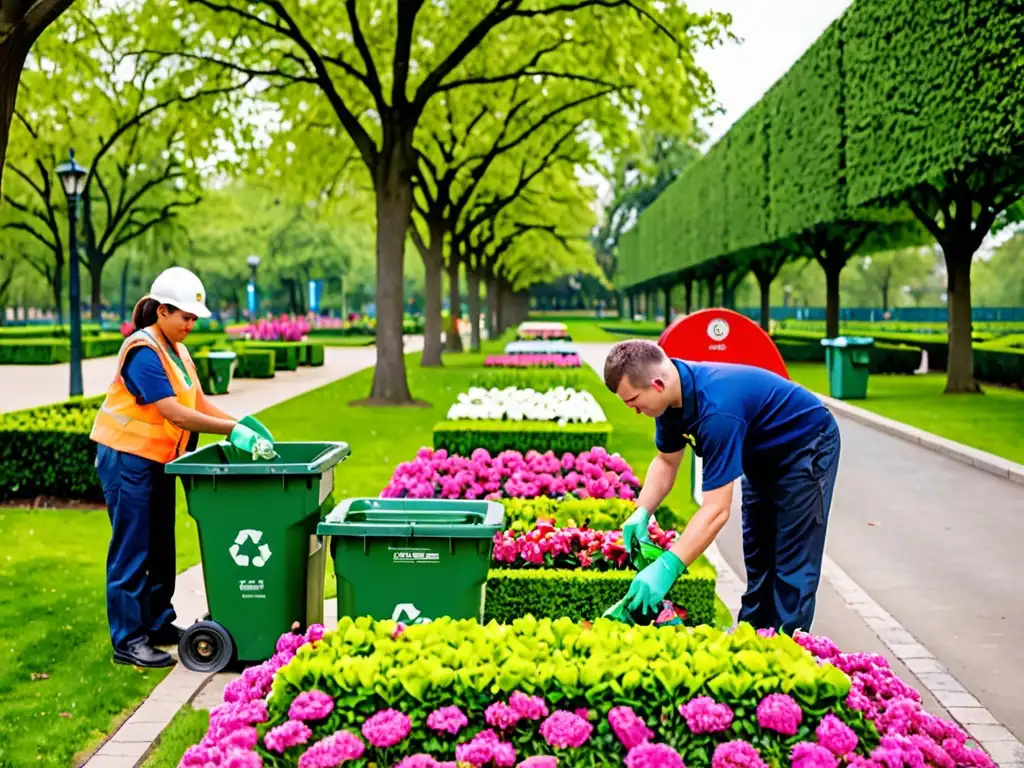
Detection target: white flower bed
<box><xmin>446</xmin><ymin>386</ymin><xmax>607</xmax><ymax>424</ymax></box>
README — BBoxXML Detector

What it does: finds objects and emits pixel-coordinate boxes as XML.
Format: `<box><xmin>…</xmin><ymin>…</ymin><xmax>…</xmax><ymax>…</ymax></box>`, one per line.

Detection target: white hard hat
<box><xmin>147</xmin><ymin>267</ymin><xmax>211</xmax><ymax>318</ymax></box>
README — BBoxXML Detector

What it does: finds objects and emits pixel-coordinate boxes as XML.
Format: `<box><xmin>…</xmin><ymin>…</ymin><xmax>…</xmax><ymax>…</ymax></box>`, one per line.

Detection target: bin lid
<box><xmin>205</xmin><ymin>351</ymin><xmax>238</xmax><ymax>360</ymax></box>
<box><xmin>318</xmin><ymin>497</ymin><xmax>504</xmax><ymax>539</ymax></box>
<box><xmin>166</xmin><ymin>441</ymin><xmax>350</xmax><ymax>476</ymax></box>
<box><xmin>820</xmin><ymin>336</ymin><xmax>875</xmax><ymax>348</ymax></box>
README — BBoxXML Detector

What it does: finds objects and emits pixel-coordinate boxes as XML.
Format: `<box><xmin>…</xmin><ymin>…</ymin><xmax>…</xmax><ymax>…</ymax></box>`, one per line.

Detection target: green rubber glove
<box><xmin>625</xmin><ymin>551</ymin><xmax>687</xmax><ymax>616</ymax></box>
<box><xmin>239</xmin><ymin>414</ymin><xmax>274</xmax><ymax>443</ymax></box>
<box><xmin>621</xmin><ymin>506</ymin><xmax>653</xmax><ymax>555</ymax></box>
<box><xmin>229</xmin><ymin>423</ymin><xmax>261</xmax><ymax>453</ymax></box>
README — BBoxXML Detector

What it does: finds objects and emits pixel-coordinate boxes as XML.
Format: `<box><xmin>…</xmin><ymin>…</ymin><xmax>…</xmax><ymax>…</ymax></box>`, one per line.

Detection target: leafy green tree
<box><xmin>146</xmin><ymin>0</ymin><xmax>729</xmax><ymax>402</ymax></box>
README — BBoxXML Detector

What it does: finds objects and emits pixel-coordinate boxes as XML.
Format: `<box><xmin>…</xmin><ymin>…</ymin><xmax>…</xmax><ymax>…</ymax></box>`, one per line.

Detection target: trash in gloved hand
<box><xmin>252</xmin><ymin>438</ymin><xmax>278</xmax><ymax>461</ymax></box>
<box><xmin>602</xmin><ymin>597</ymin><xmax>687</xmax><ymax>627</ymax></box>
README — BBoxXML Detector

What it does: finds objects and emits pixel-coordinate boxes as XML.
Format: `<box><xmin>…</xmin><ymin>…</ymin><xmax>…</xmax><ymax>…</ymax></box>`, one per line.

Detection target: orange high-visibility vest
<box><xmin>90</xmin><ymin>327</ymin><xmax>200</xmax><ymax>463</ymax></box>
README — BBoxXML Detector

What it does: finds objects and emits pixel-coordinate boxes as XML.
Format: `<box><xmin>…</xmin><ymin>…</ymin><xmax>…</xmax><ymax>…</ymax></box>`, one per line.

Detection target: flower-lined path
<box><xmin>578</xmin><ymin>341</ymin><xmax>1024</xmax><ymax>766</ymax></box>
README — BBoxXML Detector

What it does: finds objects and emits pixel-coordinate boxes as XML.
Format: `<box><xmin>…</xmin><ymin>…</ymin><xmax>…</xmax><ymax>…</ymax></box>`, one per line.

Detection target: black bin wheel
<box><xmin>179</xmin><ymin>620</ymin><xmax>235</xmax><ymax>673</ymax></box>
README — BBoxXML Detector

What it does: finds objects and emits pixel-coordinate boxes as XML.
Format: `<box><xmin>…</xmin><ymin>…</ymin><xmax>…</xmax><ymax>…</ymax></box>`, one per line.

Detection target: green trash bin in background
<box><xmin>318</xmin><ymin>498</ymin><xmax>504</xmax><ymax>625</ymax></box>
<box><xmin>165</xmin><ymin>441</ymin><xmax>350</xmax><ymax>672</ymax></box>
<box><xmin>820</xmin><ymin>336</ymin><xmax>874</xmax><ymax>399</ymax></box>
<box><xmin>203</xmin><ymin>350</ymin><xmax>237</xmax><ymax>395</ymax></box>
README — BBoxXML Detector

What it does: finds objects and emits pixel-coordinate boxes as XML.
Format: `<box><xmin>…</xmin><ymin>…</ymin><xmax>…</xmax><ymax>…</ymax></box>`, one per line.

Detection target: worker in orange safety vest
<box><xmin>90</xmin><ymin>266</ymin><xmax>274</xmax><ymax>668</ymax></box>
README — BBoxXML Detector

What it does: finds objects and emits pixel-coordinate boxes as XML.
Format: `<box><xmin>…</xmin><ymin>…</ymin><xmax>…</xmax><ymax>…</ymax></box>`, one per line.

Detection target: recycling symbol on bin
<box><xmin>230</xmin><ymin>529</ymin><xmax>273</xmax><ymax>568</ymax></box>
<box><xmin>391</xmin><ymin>603</ymin><xmax>432</xmax><ymax>625</ymax></box>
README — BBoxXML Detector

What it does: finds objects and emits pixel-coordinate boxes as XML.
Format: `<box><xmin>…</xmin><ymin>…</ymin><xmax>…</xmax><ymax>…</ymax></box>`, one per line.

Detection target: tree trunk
<box><xmin>366</xmin><ymin>154</ymin><xmax>414</xmax><ymax>404</ymax></box>
<box><xmin>0</xmin><ymin>35</ymin><xmax>32</xmax><ymax>198</ymax></box>
<box><xmin>758</xmin><ymin>273</ymin><xmax>772</xmax><ymax>332</ymax></box>
<box><xmin>663</xmin><ymin>284</ymin><xmax>672</xmax><ymax>327</ymax></box>
<box><xmin>467</xmin><ymin>270</ymin><xmax>482</xmax><ymax>352</ymax></box>
<box><xmin>120</xmin><ymin>260</ymin><xmax>130</xmax><ymax>322</ymax></box>
<box><xmin>943</xmin><ymin>246</ymin><xmax>980</xmax><ymax>393</ymax></box>
<box><xmin>89</xmin><ymin>257</ymin><xmax>104</xmax><ymax>321</ymax></box>
<box><xmin>684</xmin><ymin>281</ymin><xmax>692</xmax><ymax>314</ymax></box>
<box><xmin>824</xmin><ymin>263</ymin><xmax>841</xmax><ymax>339</ymax></box>
<box><xmin>49</xmin><ymin>263</ymin><xmax>63</xmax><ymax>325</ymax></box>
<box><xmin>881</xmin><ymin>278</ymin><xmax>890</xmax><ymax>315</ymax></box>
<box><xmin>445</xmin><ymin>258</ymin><xmax>463</xmax><ymax>352</ymax></box>
<box><xmin>485</xmin><ymin>274</ymin><xmax>498</xmax><ymax>339</ymax></box>
<box><xmin>419</xmin><ymin>234</ymin><xmax>443</xmax><ymax>367</ymax></box>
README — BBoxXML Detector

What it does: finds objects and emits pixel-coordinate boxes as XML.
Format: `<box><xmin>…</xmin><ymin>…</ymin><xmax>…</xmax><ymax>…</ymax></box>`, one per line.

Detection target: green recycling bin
<box><xmin>318</xmin><ymin>498</ymin><xmax>504</xmax><ymax>625</ymax></box>
<box><xmin>820</xmin><ymin>336</ymin><xmax>875</xmax><ymax>399</ymax></box>
<box><xmin>165</xmin><ymin>441</ymin><xmax>350</xmax><ymax>672</ymax></box>
<box><xmin>202</xmin><ymin>350</ymin><xmax>237</xmax><ymax>395</ymax></box>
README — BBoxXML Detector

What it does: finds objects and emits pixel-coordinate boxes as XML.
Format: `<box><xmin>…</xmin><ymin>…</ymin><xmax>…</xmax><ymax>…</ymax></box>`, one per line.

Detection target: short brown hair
<box><xmin>603</xmin><ymin>340</ymin><xmax>667</xmax><ymax>392</ymax></box>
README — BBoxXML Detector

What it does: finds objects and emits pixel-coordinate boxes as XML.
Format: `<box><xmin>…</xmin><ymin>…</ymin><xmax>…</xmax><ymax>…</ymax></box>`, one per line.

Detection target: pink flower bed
<box><xmin>491</xmin><ymin>519</ymin><xmax>677</xmax><ymax>570</ymax></box>
<box><xmin>235</xmin><ymin>317</ymin><xmax>310</xmax><ymax>341</ymax></box>
<box><xmin>517</xmin><ymin>330</ymin><xmax>572</xmax><ymax>340</ymax></box>
<box><xmin>182</xmin><ymin>624</ymin><xmax>996</xmax><ymax>768</ymax></box>
<box><xmin>484</xmin><ymin>354</ymin><xmax>581</xmax><ymax>368</ymax></box>
<box><xmin>379</xmin><ymin>447</ymin><xmax>640</xmax><ymax>500</ymax></box>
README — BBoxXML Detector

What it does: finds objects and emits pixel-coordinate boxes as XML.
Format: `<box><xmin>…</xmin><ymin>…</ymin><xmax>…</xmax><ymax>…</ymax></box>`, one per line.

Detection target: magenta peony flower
<box><xmin>493</xmin><ymin>741</ymin><xmax>518</xmax><ymax>767</ymax></box>
<box><xmin>288</xmin><ymin>690</ymin><xmax>335</xmax><ymax>721</ymax></box>
<box><xmin>506</xmin><ymin>691</ymin><xmax>548</xmax><ymax>721</ymax></box>
<box><xmin>679</xmin><ymin>696</ymin><xmax>734</xmax><ymax>734</ymax></box>
<box><xmin>625</xmin><ymin>743</ymin><xmax>685</xmax><ymax>768</ymax></box>
<box><xmin>395</xmin><ymin>756</ymin><xmax>441</xmax><ymax>768</ymax></box>
<box><xmin>264</xmin><ymin>720</ymin><xmax>312</xmax><ymax>753</ymax></box>
<box><xmin>608</xmin><ymin>706</ymin><xmax>654</xmax><ymax>749</ymax></box>
<box><xmin>712</xmin><ymin>740</ymin><xmax>769</xmax><ymax>768</ymax></box>
<box><xmin>756</xmin><ymin>693</ymin><xmax>803</xmax><ymax>736</ymax></box>
<box><xmin>518</xmin><ymin>758</ymin><xmax>558</xmax><ymax>768</ymax></box>
<box><xmin>224</xmin><ymin>753</ymin><xmax>262</xmax><ymax>768</ymax></box>
<box><xmin>225</xmin><ymin>726</ymin><xmax>259</xmax><ymax>751</ymax></box>
<box><xmin>791</xmin><ymin>742</ymin><xmax>839</xmax><ymax>768</ymax></box>
<box><xmin>486</xmin><ymin>701</ymin><xmax>522</xmax><ymax>730</ymax></box>
<box><xmin>426</xmin><ymin>706</ymin><xmax>469</xmax><ymax>736</ymax></box>
<box><xmin>816</xmin><ymin>713</ymin><xmax>858</xmax><ymax>756</ymax></box>
<box><xmin>539</xmin><ymin>711</ymin><xmax>592</xmax><ymax>749</ymax></box>
<box><xmin>361</xmin><ymin>709</ymin><xmax>411</xmax><ymax>748</ymax></box>
<box><xmin>304</xmin><ymin>624</ymin><xmax>326</xmax><ymax>645</ymax></box>
<box><xmin>298</xmin><ymin>730</ymin><xmax>366</xmax><ymax>767</ymax></box>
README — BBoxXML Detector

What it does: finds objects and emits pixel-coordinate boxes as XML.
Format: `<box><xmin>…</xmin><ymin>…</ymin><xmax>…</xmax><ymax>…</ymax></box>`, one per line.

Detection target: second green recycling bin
<box><xmin>821</xmin><ymin>336</ymin><xmax>874</xmax><ymax>399</ymax></box>
<box><xmin>319</xmin><ymin>498</ymin><xmax>504</xmax><ymax>625</ymax></box>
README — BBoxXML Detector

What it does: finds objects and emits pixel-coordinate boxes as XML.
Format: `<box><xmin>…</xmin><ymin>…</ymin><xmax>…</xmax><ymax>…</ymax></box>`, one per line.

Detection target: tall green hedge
<box><xmin>765</xmin><ymin>22</ymin><xmax>845</xmax><ymax>240</ymax></box>
<box><xmin>613</xmin><ymin>0</ymin><xmax>1024</xmax><ymax>292</ymax></box>
<box><xmin>844</xmin><ymin>0</ymin><xmax>1024</xmax><ymax>207</ymax></box>
<box><xmin>500</xmin><ymin>497</ymin><xmax>686</xmax><ymax>533</ymax></box>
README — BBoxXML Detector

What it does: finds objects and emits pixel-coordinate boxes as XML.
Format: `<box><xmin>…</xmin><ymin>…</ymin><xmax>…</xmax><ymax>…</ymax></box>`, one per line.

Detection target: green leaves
<box><xmin>432</xmin><ymin>420</ymin><xmax>612</xmax><ymax>457</ymax></box>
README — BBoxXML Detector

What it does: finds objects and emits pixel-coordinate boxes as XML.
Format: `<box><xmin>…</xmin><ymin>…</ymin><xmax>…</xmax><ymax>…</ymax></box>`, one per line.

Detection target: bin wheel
<box><xmin>178</xmin><ymin>620</ymin><xmax>234</xmax><ymax>673</ymax></box>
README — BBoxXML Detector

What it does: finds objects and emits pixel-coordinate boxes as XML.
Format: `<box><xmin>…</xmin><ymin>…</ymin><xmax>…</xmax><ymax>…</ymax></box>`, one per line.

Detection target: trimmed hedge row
<box><xmin>500</xmin><ymin>497</ymin><xmax>685</xmax><ymax>533</ymax></box>
<box><xmin>233</xmin><ymin>349</ymin><xmax>277</xmax><ymax>379</ymax></box>
<box><xmin>773</xmin><ymin>336</ymin><xmax>921</xmax><ymax>375</ymax></box>
<box><xmin>0</xmin><ymin>397</ymin><xmax>103</xmax><ymax>502</ymax></box>
<box><xmin>0</xmin><ymin>335</ymin><xmax>124</xmax><ymax>365</ymax></box>
<box><xmin>483</xmin><ymin>568</ymin><xmax>716</xmax><ymax>626</ymax></box>
<box><xmin>432</xmin><ymin>420</ymin><xmax>612</xmax><ymax>456</ymax></box>
<box><xmin>469</xmin><ymin>369</ymin><xmax>583</xmax><ymax>390</ymax></box>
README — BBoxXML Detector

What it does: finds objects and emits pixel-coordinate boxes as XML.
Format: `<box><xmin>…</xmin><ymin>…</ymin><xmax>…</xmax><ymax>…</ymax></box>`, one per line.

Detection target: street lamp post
<box><xmin>246</xmin><ymin>255</ymin><xmax>261</xmax><ymax>320</ymax></box>
<box><xmin>56</xmin><ymin>149</ymin><xmax>88</xmax><ymax>398</ymax></box>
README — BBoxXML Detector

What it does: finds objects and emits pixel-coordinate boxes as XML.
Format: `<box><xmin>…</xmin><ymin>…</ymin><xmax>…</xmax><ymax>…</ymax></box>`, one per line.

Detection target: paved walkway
<box><xmin>576</xmin><ymin>343</ymin><xmax>1024</xmax><ymax>767</ymax></box>
<box><xmin>0</xmin><ymin>337</ymin><xmax>424</xmax><ymax>415</ymax></box>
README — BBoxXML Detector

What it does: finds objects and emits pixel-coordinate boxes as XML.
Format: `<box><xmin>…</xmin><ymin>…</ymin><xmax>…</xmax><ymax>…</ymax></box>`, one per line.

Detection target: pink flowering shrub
<box><xmin>380</xmin><ymin>447</ymin><xmax>640</xmax><ymax>500</ymax></box>
<box><xmin>491</xmin><ymin>519</ymin><xmax>677</xmax><ymax>571</ymax></box>
<box><xmin>184</xmin><ymin>621</ymin><xmax>997</xmax><ymax>768</ymax></box>
<box><xmin>484</xmin><ymin>354</ymin><xmax>582</xmax><ymax>368</ymax></box>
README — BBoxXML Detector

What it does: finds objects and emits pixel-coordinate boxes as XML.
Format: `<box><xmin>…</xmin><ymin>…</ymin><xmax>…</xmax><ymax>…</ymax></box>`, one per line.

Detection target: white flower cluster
<box><xmin>447</xmin><ymin>386</ymin><xmax>607</xmax><ymax>424</ymax></box>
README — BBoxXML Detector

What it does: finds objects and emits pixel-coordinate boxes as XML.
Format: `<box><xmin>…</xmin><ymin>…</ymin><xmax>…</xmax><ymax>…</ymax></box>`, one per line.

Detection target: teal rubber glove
<box><xmin>229</xmin><ymin>423</ymin><xmax>261</xmax><ymax>454</ymax></box>
<box><xmin>239</xmin><ymin>414</ymin><xmax>274</xmax><ymax>443</ymax></box>
<box><xmin>625</xmin><ymin>551</ymin><xmax>687</xmax><ymax>616</ymax></box>
<box><xmin>621</xmin><ymin>506</ymin><xmax>653</xmax><ymax>555</ymax></box>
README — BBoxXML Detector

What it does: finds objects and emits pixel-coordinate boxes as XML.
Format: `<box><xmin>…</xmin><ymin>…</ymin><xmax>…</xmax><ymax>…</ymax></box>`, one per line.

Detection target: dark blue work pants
<box><xmin>95</xmin><ymin>444</ymin><xmax>178</xmax><ymax>650</ymax></box>
<box><xmin>737</xmin><ymin>416</ymin><xmax>841</xmax><ymax>635</ymax></box>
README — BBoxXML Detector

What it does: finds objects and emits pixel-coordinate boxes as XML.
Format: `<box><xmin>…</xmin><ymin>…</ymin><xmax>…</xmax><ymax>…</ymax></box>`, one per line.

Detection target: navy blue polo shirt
<box><xmin>655</xmin><ymin>359</ymin><xmax>832</xmax><ymax>491</ymax></box>
<box><xmin>122</xmin><ymin>347</ymin><xmax>175</xmax><ymax>404</ymax></box>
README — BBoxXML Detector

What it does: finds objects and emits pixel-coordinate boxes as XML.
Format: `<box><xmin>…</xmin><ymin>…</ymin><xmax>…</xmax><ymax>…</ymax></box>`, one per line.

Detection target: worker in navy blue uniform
<box><xmin>604</xmin><ymin>339</ymin><xmax>841</xmax><ymax>634</ymax></box>
<box><xmin>91</xmin><ymin>267</ymin><xmax>274</xmax><ymax>667</ymax></box>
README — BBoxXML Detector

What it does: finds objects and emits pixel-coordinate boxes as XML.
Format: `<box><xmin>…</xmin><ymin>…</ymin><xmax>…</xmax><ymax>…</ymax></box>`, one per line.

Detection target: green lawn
<box><xmin>0</xmin><ymin>509</ymin><xmax>173</xmax><ymax>766</ymax></box>
<box><xmin>2</xmin><ymin>342</ymin><xmax>720</xmax><ymax>767</ymax></box>
<box><xmin>311</xmin><ymin>335</ymin><xmax>376</xmax><ymax>347</ymax></box>
<box><xmin>789</xmin><ymin>363</ymin><xmax>1024</xmax><ymax>464</ymax></box>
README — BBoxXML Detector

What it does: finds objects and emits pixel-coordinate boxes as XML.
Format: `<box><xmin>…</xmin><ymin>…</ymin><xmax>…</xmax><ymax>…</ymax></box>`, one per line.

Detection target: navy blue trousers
<box><xmin>95</xmin><ymin>445</ymin><xmax>178</xmax><ymax>650</ymax></box>
<box><xmin>737</xmin><ymin>416</ymin><xmax>841</xmax><ymax>635</ymax></box>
